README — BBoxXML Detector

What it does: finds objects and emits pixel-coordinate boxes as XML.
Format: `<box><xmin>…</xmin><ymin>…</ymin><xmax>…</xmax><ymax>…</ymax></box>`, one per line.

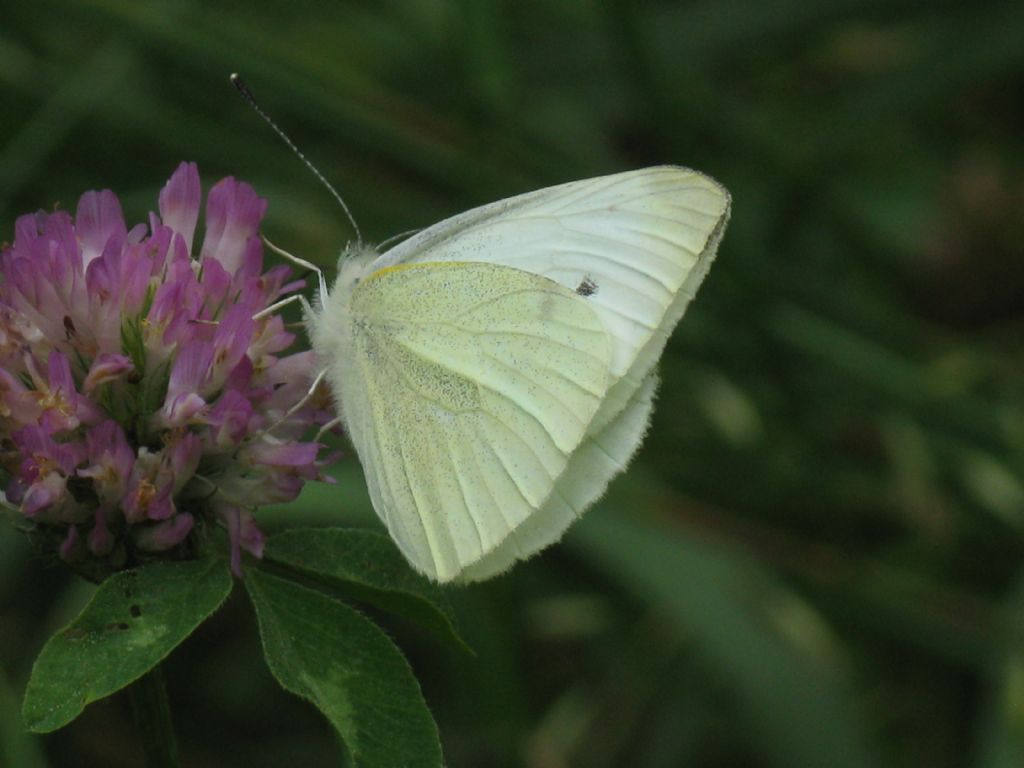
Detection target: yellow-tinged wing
<box><xmin>457</xmin><ymin>370</ymin><xmax>658</xmax><ymax>582</ymax></box>
<box><xmin>339</xmin><ymin>261</ymin><xmax>612</xmax><ymax>582</ymax></box>
<box><xmin>379</xmin><ymin>166</ymin><xmax>729</xmax><ymax>459</ymax></box>
<box><xmin>379</xmin><ymin>166</ymin><xmax>730</xmax><ymax>386</ymax></box>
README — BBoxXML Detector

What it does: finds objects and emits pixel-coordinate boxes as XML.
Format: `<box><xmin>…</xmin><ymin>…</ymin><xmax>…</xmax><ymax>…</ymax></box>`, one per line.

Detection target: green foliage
<box><xmin>572</xmin><ymin>501</ymin><xmax>874</xmax><ymax>768</ymax></box>
<box><xmin>974</xmin><ymin>575</ymin><xmax>1024</xmax><ymax>768</ymax></box>
<box><xmin>0</xmin><ymin>672</ymin><xmax>47</xmax><ymax>768</ymax></box>
<box><xmin>245</xmin><ymin>568</ymin><xmax>443</xmax><ymax>768</ymax></box>
<box><xmin>264</xmin><ymin>528</ymin><xmax>469</xmax><ymax>652</ymax></box>
<box><xmin>16</xmin><ymin>536</ymin><xmax>454</xmax><ymax>764</ymax></box>
<box><xmin>21</xmin><ymin>559</ymin><xmax>232</xmax><ymax>733</ymax></box>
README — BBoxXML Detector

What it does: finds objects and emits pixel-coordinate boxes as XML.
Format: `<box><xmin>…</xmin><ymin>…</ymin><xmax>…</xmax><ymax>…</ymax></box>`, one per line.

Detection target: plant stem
<box><xmin>126</xmin><ymin>664</ymin><xmax>179</xmax><ymax>768</ymax></box>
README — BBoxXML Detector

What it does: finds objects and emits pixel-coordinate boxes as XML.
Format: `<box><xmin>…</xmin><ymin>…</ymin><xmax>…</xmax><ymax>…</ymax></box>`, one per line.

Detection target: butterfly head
<box><xmin>334</xmin><ymin>244</ymin><xmax>381</xmax><ymax>296</ymax></box>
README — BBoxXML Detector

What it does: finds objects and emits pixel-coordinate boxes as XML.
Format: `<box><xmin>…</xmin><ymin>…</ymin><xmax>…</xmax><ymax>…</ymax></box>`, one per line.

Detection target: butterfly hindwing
<box><xmin>458</xmin><ymin>369</ymin><xmax>658</xmax><ymax>582</ymax></box>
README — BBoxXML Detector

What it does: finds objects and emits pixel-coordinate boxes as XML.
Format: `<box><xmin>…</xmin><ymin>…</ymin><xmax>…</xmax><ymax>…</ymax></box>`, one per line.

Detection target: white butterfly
<box><xmin>304</xmin><ymin>166</ymin><xmax>730</xmax><ymax>583</ymax></box>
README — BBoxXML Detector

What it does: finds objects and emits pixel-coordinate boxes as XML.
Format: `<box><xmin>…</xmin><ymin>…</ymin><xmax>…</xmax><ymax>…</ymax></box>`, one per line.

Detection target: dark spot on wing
<box><xmin>130</xmin><ymin>604</ymin><xmax>142</xmax><ymax>618</ymax></box>
<box><xmin>576</xmin><ymin>276</ymin><xmax>598</xmax><ymax>297</ymax></box>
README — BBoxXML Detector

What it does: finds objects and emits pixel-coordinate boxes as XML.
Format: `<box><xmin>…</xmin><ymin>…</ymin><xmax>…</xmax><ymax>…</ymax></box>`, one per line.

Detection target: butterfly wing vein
<box><xmin>344</xmin><ymin>261</ymin><xmax>612</xmax><ymax>581</ymax></box>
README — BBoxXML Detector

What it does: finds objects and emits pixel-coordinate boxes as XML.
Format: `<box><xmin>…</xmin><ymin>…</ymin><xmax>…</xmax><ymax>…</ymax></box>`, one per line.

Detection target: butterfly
<box><xmin>305</xmin><ymin>166</ymin><xmax>730</xmax><ymax>583</ymax></box>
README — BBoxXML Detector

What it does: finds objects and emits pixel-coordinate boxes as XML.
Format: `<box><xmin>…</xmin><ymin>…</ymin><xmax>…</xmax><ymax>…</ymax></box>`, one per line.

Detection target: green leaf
<box><xmin>1</xmin><ymin>670</ymin><xmax>47</xmax><ymax>768</ymax></box>
<box><xmin>974</xmin><ymin>573</ymin><xmax>1024</xmax><ymax>768</ymax></box>
<box><xmin>119</xmin><ymin>312</ymin><xmax>147</xmax><ymax>375</ymax></box>
<box><xmin>245</xmin><ymin>567</ymin><xmax>443</xmax><ymax>768</ymax></box>
<box><xmin>264</xmin><ymin>527</ymin><xmax>469</xmax><ymax>652</ymax></box>
<box><xmin>570</xmin><ymin>503</ymin><xmax>877</xmax><ymax>768</ymax></box>
<box><xmin>22</xmin><ymin>558</ymin><xmax>233</xmax><ymax>733</ymax></box>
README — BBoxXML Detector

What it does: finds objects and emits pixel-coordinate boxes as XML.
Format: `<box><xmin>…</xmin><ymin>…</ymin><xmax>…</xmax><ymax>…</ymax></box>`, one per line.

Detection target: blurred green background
<box><xmin>3</xmin><ymin>1</ymin><xmax>1024</xmax><ymax>766</ymax></box>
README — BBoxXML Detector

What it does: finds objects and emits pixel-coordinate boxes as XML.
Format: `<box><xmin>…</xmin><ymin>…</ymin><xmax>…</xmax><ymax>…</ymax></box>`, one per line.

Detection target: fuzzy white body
<box><xmin>306</xmin><ymin>166</ymin><xmax>730</xmax><ymax>582</ymax></box>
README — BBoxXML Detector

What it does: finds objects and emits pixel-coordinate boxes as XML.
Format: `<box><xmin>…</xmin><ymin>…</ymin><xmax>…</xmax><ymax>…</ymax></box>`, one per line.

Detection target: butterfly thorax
<box><xmin>305</xmin><ymin>244</ymin><xmax>382</xmax><ymax>429</ymax></box>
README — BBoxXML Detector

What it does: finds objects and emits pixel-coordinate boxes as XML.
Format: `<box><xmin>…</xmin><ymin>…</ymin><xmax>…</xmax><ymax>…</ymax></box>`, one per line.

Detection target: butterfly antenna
<box><xmin>230</xmin><ymin>73</ymin><xmax>362</xmax><ymax>242</ymax></box>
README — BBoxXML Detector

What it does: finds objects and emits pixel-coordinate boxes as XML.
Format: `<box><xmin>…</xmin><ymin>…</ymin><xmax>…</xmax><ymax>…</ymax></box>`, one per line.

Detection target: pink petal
<box><xmin>58</xmin><ymin>525</ymin><xmax>81</xmax><ymax>561</ymax></box>
<box><xmin>80</xmin><ymin>420</ymin><xmax>135</xmax><ymax>505</ymax></box>
<box><xmin>166</xmin><ymin>341</ymin><xmax>213</xmax><ymax>402</ymax></box>
<box><xmin>88</xmin><ymin>508</ymin><xmax>113</xmax><ymax>555</ymax></box>
<box><xmin>205</xmin><ymin>389</ymin><xmax>254</xmax><ymax>448</ymax></box>
<box><xmin>162</xmin><ymin>392</ymin><xmax>207</xmax><ymax>427</ymax></box>
<box><xmin>247</xmin><ymin>440</ymin><xmax>320</xmax><ymax>468</ymax></box>
<box><xmin>0</xmin><ymin>368</ymin><xmax>41</xmax><ymax>428</ymax></box>
<box><xmin>22</xmin><ymin>472</ymin><xmax>68</xmax><ymax>516</ymax></box>
<box><xmin>218</xmin><ymin>506</ymin><xmax>264</xmax><ymax>576</ymax></box>
<box><xmin>76</xmin><ymin>189</ymin><xmax>127</xmax><ymax>267</ymax></box>
<box><xmin>158</xmin><ymin>162</ymin><xmax>201</xmax><ymax>252</ymax></box>
<box><xmin>134</xmin><ymin>513</ymin><xmax>194</xmax><ymax>551</ymax></box>
<box><xmin>199</xmin><ymin>177</ymin><xmax>267</xmax><ymax>274</ymax></box>
<box><xmin>83</xmin><ymin>353</ymin><xmax>134</xmax><ymax>394</ymax></box>
<box><xmin>167</xmin><ymin>431</ymin><xmax>202</xmax><ymax>493</ymax></box>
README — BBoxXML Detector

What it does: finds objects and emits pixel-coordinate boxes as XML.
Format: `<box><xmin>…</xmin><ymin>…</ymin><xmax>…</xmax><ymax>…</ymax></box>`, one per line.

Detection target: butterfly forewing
<box><xmin>340</xmin><ymin>261</ymin><xmax>613</xmax><ymax>581</ymax></box>
<box><xmin>380</xmin><ymin>166</ymin><xmax>730</xmax><ymax>383</ymax></box>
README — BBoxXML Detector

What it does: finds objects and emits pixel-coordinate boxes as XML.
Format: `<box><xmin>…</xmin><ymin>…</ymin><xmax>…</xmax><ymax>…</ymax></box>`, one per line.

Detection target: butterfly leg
<box><xmin>315</xmin><ymin>416</ymin><xmax>343</xmax><ymax>442</ymax></box>
<box><xmin>254</xmin><ymin>293</ymin><xmax>310</xmax><ymax>320</ymax></box>
<box><xmin>263</xmin><ymin>235</ymin><xmax>329</xmax><ymax>299</ymax></box>
<box><xmin>261</xmin><ymin>367</ymin><xmax>330</xmax><ymax>438</ymax></box>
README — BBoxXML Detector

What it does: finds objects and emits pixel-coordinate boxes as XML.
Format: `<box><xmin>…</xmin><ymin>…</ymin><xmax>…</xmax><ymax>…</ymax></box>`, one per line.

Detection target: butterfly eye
<box><xmin>575</xmin><ymin>277</ymin><xmax>598</xmax><ymax>297</ymax></box>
